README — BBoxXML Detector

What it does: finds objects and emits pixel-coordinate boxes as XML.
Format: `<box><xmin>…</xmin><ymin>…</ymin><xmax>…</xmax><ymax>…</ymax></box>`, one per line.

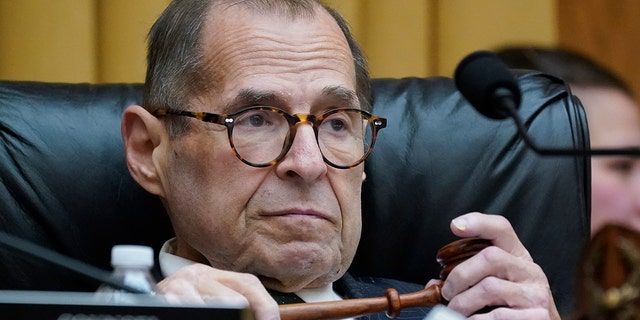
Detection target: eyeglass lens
<box><xmin>230</xmin><ymin>109</ymin><xmax>373</xmax><ymax>167</ymax></box>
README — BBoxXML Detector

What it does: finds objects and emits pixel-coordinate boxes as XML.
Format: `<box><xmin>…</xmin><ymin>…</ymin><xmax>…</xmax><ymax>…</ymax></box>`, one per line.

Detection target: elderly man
<box><xmin>121</xmin><ymin>0</ymin><xmax>560</xmax><ymax>319</ymax></box>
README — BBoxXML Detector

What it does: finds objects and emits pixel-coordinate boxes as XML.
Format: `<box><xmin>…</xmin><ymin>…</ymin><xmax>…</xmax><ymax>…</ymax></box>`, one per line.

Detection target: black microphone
<box><xmin>454</xmin><ymin>50</ymin><xmax>640</xmax><ymax>157</ymax></box>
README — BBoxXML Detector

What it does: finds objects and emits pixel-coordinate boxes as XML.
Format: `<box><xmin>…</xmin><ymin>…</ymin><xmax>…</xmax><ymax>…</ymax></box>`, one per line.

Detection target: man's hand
<box><xmin>157</xmin><ymin>264</ymin><xmax>281</xmax><ymax>320</ymax></box>
<box><xmin>439</xmin><ymin>212</ymin><xmax>561</xmax><ymax>320</ymax></box>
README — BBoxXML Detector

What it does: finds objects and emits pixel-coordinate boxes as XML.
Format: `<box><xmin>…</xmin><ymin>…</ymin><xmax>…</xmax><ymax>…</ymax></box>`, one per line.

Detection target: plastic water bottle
<box><xmin>95</xmin><ymin>245</ymin><xmax>158</xmax><ymax>303</ymax></box>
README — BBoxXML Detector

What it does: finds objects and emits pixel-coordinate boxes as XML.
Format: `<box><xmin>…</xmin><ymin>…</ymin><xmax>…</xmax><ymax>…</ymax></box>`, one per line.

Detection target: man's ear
<box><xmin>121</xmin><ymin>105</ymin><xmax>167</xmax><ymax>198</ymax></box>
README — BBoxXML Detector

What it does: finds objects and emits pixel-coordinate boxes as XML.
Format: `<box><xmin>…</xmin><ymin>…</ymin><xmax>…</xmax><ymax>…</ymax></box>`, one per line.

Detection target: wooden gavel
<box><xmin>279</xmin><ymin>237</ymin><xmax>492</xmax><ymax>320</ymax></box>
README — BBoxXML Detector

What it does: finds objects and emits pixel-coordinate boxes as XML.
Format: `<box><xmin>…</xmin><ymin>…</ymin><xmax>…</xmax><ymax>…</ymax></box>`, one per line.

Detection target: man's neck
<box><xmin>158</xmin><ymin>238</ymin><xmax>343</xmax><ymax>303</ymax></box>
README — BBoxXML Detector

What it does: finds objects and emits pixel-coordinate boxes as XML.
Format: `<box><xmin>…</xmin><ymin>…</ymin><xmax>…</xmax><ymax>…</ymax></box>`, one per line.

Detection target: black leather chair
<box><xmin>0</xmin><ymin>72</ymin><xmax>590</xmax><ymax>316</ymax></box>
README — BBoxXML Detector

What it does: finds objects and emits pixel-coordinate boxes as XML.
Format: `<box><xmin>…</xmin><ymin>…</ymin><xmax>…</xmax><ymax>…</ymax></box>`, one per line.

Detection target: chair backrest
<box><xmin>0</xmin><ymin>72</ymin><xmax>590</xmax><ymax>315</ymax></box>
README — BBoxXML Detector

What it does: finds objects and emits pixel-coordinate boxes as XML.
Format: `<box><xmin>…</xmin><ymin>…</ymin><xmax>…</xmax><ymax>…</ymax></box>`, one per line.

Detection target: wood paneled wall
<box><xmin>0</xmin><ymin>0</ymin><xmax>555</xmax><ymax>83</ymax></box>
<box><xmin>2</xmin><ymin>0</ymin><xmax>637</xmax><ymax>91</ymax></box>
<box><xmin>324</xmin><ymin>0</ymin><xmax>556</xmax><ymax>78</ymax></box>
<box><xmin>558</xmin><ymin>0</ymin><xmax>640</xmax><ymax>99</ymax></box>
<box><xmin>0</xmin><ymin>0</ymin><xmax>170</xmax><ymax>83</ymax></box>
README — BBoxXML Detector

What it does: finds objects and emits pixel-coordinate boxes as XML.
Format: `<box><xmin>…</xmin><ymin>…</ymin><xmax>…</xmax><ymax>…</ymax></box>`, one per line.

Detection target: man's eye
<box><xmin>329</xmin><ymin>119</ymin><xmax>346</xmax><ymax>131</ymax></box>
<box><xmin>247</xmin><ymin>114</ymin><xmax>266</xmax><ymax>127</ymax></box>
<box><xmin>237</xmin><ymin>110</ymin><xmax>274</xmax><ymax>128</ymax></box>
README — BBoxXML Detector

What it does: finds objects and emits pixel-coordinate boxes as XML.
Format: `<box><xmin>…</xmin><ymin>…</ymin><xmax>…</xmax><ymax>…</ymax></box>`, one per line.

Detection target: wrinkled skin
<box><xmin>122</xmin><ymin>3</ymin><xmax>562</xmax><ymax>320</ymax></box>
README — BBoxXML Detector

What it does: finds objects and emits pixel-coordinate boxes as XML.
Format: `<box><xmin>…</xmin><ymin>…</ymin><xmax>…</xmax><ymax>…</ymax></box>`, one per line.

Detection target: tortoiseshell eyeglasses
<box><xmin>153</xmin><ymin>107</ymin><xmax>387</xmax><ymax>169</ymax></box>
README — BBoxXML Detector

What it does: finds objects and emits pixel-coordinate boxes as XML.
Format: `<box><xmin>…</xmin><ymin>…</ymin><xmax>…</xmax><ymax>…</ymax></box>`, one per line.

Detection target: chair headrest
<box><xmin>0</xmin><ymin>74</ymin><xmax>589</xmax><ymax>315</ymax></box>
<box><xmin>353</xmin><ymin>73</ymin><xmax>589</xmax><ymax>315</ymax></box>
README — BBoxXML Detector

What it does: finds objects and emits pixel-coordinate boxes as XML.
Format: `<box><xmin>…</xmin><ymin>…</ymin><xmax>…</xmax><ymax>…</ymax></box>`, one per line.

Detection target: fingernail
<box><xmin>452</xmin><ymin>218</ymin><xmax>467</xmax><ymax>231</ymax></box>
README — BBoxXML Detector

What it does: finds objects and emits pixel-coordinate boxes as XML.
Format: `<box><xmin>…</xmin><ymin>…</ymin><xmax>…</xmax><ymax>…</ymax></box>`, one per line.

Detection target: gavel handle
<box><xmin>279</xmin><ymin>237</ymin><xmax>489</xmax><ymax>320</ymax></box>
<box><xmin>279</xmin><ymin>284</ymin><xmax>443</xmax><ymax>320</ymax></box>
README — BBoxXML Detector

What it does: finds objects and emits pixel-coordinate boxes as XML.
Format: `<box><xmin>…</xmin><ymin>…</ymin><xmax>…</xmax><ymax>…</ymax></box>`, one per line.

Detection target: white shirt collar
<box><xmin>159</xmin><ymin>238</ymin><xmax>195</xmax><ymax>277</ymax></box>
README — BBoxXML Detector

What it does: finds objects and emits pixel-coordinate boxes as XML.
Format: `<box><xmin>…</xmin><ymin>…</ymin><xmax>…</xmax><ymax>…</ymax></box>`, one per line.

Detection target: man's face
<box><xmin>155</xmin><ymin>5</ymin><xmax>363</xmax><ymax>292</ymax></box>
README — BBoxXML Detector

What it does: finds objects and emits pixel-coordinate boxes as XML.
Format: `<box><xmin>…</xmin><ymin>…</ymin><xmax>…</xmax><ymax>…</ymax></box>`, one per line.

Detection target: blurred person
<box><xmin>497</xmin><ymin>46</ymin><xmax>640</xmax><ymax>236</ymax></box>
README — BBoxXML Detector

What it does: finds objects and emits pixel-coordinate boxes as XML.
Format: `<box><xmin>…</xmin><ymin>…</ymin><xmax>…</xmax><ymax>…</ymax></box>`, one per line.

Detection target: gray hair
<box><xmin>144</xmin><ymin>0</ymin><xmax>371</xmax><ymax>137</ymax></box>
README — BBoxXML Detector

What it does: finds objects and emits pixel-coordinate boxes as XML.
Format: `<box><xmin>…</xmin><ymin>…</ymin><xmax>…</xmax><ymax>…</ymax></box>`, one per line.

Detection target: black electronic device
<box><xmin>0</xmin><ymin>231</ymin><xmax>250</xmax><ymax>319</ymax></box>
<box><xmin>0</xmin><ymin>290</ymin><xmax>251</xmax><ymax>320</ymax></box>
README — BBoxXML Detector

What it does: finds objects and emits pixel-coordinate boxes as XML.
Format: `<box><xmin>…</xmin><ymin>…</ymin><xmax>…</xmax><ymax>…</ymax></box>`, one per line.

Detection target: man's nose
<box><xmin>275</xmin><ymin>123</ymin><xmax>327</xmax><ymax>180</ymax></box>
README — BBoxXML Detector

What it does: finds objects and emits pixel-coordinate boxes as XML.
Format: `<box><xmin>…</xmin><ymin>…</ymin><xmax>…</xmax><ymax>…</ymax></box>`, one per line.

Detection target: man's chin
<box><xmin>256</xmin><ymin>257</ymin><xmax>343</xmax><ymax>291</ymax></box>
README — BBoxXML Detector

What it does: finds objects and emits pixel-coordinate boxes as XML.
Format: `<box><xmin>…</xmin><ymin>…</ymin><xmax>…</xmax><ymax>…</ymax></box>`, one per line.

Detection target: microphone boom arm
<box><xmin>0</xmin><ymin>231</ymin><xmax>148</xmax><ymax>293</ymax></box>
<box><xmin>498</xmin><ymin>95</ymin><xmax>640</xmax><ymax>157</ymax></box>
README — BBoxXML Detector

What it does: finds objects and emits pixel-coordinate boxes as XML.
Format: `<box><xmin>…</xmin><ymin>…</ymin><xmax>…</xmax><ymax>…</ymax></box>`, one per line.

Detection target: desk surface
<box><xmin>0</xmin><ymin>290</ymin><xmax>253</xmax><ymax>320</ymax></box>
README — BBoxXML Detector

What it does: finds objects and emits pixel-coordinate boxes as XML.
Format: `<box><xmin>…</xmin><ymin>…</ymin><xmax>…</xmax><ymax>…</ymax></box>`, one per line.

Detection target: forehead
<box><xmin>576</xmin><ymin>86</ymin><xmax>640</xmax><ymax>146</ymax></box>
<box><xmin>197</xmin><ymin>3</ymin><xmax>356</xmax><ymax>109</ymax></box>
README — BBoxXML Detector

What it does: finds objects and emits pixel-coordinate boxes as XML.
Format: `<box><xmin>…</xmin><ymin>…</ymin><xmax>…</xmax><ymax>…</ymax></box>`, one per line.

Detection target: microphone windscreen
<box><xmin>454</xmin><ymin>50</ymin><xmax>522</xmax><ymax>119</ymax></box>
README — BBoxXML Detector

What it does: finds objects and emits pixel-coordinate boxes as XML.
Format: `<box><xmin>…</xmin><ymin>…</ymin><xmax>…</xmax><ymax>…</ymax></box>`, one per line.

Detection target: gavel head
<box><xmin>436</xmin><ymin>237</ymin><xmax>492</xmax><ymax>281</ymax></box>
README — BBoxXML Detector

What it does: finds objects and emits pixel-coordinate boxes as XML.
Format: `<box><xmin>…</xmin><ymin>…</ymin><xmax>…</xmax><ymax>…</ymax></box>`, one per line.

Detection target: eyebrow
<box><xmin>222</xmin><ymin>89</ymin><xmax>285</xmax><ymax>114</ymax></box>
<box><xmin>321</xmin><ymin>86</ymin><xmax>359</xmax><ymax>108</ymax></box>
<box><xmin>222</xmin><ymin>85</ymin><xmax>360</xmax><ymax>114</ymax></box>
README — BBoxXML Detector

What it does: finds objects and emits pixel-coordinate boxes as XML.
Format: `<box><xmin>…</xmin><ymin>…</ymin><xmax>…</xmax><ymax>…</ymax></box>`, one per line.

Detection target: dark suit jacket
<box><xmin>335</xmin><ymin>273</ymin><xmax>434</xmax><ymax>319</ymax></box>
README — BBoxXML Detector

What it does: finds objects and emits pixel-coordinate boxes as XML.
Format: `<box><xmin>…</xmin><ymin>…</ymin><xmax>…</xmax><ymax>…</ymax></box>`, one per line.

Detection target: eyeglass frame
<box><xmin>152</xmin><ymin>106</ymin><xmax>387</xmax><ymax>169</ymax></box>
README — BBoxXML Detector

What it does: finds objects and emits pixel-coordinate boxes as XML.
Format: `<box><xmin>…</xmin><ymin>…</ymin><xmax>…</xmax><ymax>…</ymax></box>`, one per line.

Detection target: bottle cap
<box><xmin>111</xmin><ymin>245</ymin><xmax>154</xmax><ymax>268</ymax></box>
